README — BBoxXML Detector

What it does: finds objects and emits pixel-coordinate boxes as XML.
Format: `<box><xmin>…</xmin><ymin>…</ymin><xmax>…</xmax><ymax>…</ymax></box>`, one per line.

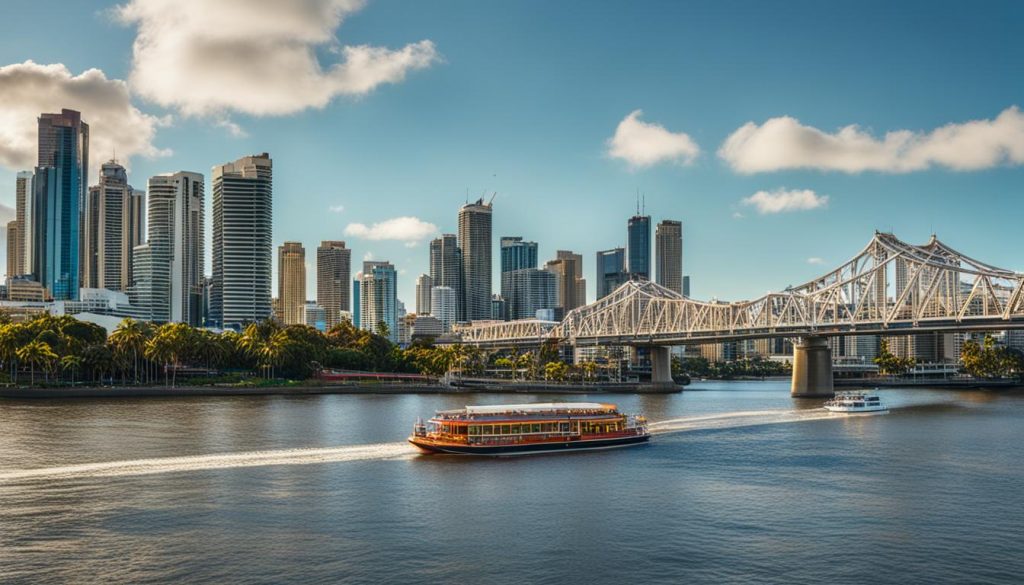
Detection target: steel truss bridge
<box><xmin>453</xmin><ymin>233</ymin><xmax>1024</xmax><ymax>394</ymax></box>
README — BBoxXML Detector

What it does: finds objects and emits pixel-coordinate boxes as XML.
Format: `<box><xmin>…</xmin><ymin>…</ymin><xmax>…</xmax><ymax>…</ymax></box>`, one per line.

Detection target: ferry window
<box><xmin>482</xmin><ymin>425</ymin><xmax>492</xmax><ymax>435</ymax></box>
<box><xmin>511</xmin><ymin>425</ymin><xmax>521</xmax><ymax>434</ymax></box>
<box><xmin>502</xmin><ymin>425</ymin><xmax>511</xmax><ymax>435</ymax></box>
<box><xmin>531</xmin><ymin>424</ymin><xmax>541</xmax><ymax>433</ymax></box>
<box><xmin>468</xmin><ymin>425</ymin><xmax>478</xmax><ymax>435</ymax></box>
<box><xmin>542</xmin><ymin>423</ymin><xmax>551</xmax><ymax>433</ymax></box>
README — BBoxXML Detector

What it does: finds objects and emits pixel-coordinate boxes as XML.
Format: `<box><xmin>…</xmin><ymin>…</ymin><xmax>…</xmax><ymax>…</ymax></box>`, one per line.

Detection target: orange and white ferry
<box><xmin>409</xmin><ymin>402</ymin><xmax>650</xmax><ymax>455</ymax></box>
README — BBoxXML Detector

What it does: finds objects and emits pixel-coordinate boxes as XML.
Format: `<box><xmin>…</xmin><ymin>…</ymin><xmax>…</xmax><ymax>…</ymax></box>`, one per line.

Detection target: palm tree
<box><xmin>110</xmin><ymin>318</ymin><xmax>148</xmax><ymax>384</ymax></box>
<box><xmin>60</xmin><ymin>355</ymin><xmax>84</xmax><ymax>385</ymax></box>
<box><xmin>17</xmin><ymin>340</ymin><xmax>57</xmax><ymax>387</ymax></box>
<box><xmin>0</xmin><ymin>324</ymin><xmax>19</xmax><ymax>383</ymax></box>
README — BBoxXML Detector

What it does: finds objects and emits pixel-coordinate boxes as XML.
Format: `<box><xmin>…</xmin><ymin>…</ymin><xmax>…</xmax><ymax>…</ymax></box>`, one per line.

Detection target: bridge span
<box><xmin>454</xmin><ymin>232</ymin><xmax>1024</xmax><ymax>396</ymax></box>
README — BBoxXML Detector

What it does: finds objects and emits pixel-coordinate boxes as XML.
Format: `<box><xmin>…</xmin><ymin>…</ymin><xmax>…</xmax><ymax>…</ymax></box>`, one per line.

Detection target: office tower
<box><xmin>131</xmin><ymin>171</ymin><xmax>204</xmax><ymax>324</ymax></box>
<box><xmin>359</xmin><ymin>260</ymin><xmax>397</xmax><ymax>341</ymax></box>
<box><xmin>458</xmin><ymin>198</ymin><xmax>493</xmax><ymax>321</ymax></box>
<box><xmin>352</xmin><ymin>277</ymin><xmax>361</xmax><ymax>327</ymax></box>
<box><xmin>14</xmin><ymin>171</ymin><xmax>33</xmax><ymax>276</ymax></box>
<box><xmin>415</xmin><ymin>274</ymin><xmax>433</xmax><ymax>315</ymax></box>
<box><xmin>682</xmin><ymin>275</ymin><xmax>690</xmax><ymax>297</ymax></box>
<box><xmin>316</xmin><ymin>240</ymin><xmax>351</xmax><ymax>329</ymax></box>
<box><xmin>82</xmin><ymin>161</ymin><xmax>145</xmax><ymax>291</ymax></box>
<box><xmin>211</xmin><ymin>153</ymin><xmax>273</xmax><ymax>329</ymax></box>
<box><xmin>655</xmin><ymin>220</ymin><xmax>683</xmax><ymax>294</ymax></box>
<box><xmin>627</xmin><ymin>213</ymin><xmax>651</xmax><ymax>280</ymax></box>
<box><xmin>596</xmin><ymin>247</ymin><xmax>628</xmax><ymax>299</ymax></box>
<box><xmin>545</xmin><ymin>254</ymin><xmax>582</xmax><ymax>313</ymax></box>
<box><xmin>491</xmin><ymin>294</ymin><xmax>507</xmax><ymax>321</ymax></box>
<box><xmin>6</xmin><ymin>221</ymin><xmax>18</xmax><ymax>278</ymax></box>
<box><xmin>505</xmin><ymin>268</ymin><xmax>557</xmax><ymax>320</ymax></box>
<box><xmin>430</xmin><ymin>285</ymin><xmax>457</xmax><ymax>332</ymax></box>
<box><xmin>303</xmin><ymin>301</ymin><xmax>327</xmax><ymax>331</ymax></box>
<box><xmin>556</xmin><ymin>250</ymin><xmax>586</xmax><ymax>307</ymax></box>
<box><xmin>33</xmin><ymin>109</ymin><xmax>88</xmax><ymax>300</ymax></box>
<box><xmin>500</xmin><ymin>237</ymin><xmax>538</xmax><ymax>273</ymax></box>
<box><xmin>278</xmin><ymin>242</ymin><xmax>306</xmax><ymax>325</ymax></box>
<box><xmin>429</xmin><ymin>233</ymin><xmax>463</xmax><ymax>320</ymax></box>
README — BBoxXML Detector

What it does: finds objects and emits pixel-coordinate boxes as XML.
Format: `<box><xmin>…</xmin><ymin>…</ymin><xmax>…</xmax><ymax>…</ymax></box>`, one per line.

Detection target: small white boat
<box><xmin>824</xmin><ymin>391</ymin><xmax>888</xmax><ymax>414</ymax></box>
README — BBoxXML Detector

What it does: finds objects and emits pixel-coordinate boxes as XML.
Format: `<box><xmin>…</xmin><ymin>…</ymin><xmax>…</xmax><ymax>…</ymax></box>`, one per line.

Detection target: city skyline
<box><xmin>1</xmin><ymin>0</ymin><xmax>1023</xmax><ymax>309</ymax></box>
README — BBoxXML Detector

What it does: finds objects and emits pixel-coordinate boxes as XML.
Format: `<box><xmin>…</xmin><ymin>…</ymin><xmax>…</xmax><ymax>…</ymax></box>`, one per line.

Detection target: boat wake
<box><xmin>649</xmin><ymin>409</ymin><xmax>838</xmax><ymax>435</ymax></box>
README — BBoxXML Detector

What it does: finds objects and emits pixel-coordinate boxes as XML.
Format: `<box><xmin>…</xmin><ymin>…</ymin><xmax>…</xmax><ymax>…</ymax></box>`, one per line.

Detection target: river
<box><xmin>1</xmin><ymin>381</ymin><xmax>1022</xmax><ymax>584</ymax></box>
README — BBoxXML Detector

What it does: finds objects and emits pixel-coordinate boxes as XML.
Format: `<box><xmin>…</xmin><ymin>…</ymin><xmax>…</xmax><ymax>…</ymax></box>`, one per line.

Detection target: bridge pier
<box><xmin>791</xmin><ymin>336</ymin><xmax>834</xmax><ymax>398</ymax></box>
<box><xmin>649</xmin><ymin>346</ymin><xmax>674</xmax><ymax>387</ymax></box>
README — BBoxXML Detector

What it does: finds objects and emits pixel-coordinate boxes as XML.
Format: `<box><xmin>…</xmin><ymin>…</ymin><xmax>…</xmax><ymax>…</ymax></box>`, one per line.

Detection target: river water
<box><xmin>1</xmin><ymin>381</ymin><xmax>1022</xmax><ymax>584</ymax></box>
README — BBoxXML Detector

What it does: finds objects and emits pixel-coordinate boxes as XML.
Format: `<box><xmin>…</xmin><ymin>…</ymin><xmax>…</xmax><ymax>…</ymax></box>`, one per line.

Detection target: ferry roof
<box><xmin>463</xmin><ymin>402</ymin><xmax>615</xmax><ymax>415</ymax></box>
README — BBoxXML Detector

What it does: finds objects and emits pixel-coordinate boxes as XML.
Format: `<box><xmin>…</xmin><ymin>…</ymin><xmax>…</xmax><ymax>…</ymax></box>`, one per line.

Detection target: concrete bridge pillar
<box><xmin>791</xmin><ymin>336</ymin><xmax>834</xmax><ymax>398</ymax></box>
<box><xmin>649</xmin><ymin>346</ymin><xmax>673</xmax><ymax>386</ymax></box>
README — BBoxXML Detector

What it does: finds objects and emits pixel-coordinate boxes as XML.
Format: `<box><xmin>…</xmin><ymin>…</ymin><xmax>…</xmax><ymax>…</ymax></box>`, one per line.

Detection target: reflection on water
<box><xmin>1</xmin><ymin>381</ymin><xmax>1023</xmax><ymax>584</ymax></box>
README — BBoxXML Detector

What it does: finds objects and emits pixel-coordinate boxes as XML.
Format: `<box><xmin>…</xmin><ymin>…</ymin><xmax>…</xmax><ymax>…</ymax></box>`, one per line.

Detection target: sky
<box><xmin>1</xmin><ymin>0</ymin><xmax>1023</xmax><ymax>307</ymax></box>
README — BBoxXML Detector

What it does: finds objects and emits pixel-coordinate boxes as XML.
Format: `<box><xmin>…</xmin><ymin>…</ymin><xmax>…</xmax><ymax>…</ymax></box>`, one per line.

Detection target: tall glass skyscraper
<box><xmin>360</xmin><ymin>260</ymin><xmax>397</xmax><ymax>342</ymax></box>
<box><xmin>596</xmin><ymin>247</ymin><xmax>628</xmax><ymax>299</ymax></box>
<box><xmin>211</xmin><ymin>153</ymin><xmax>272</xmax><ymax>329</ymax></box>
<box><xmin>499</xmin><ymin>236</ymin><xmax>538</xmax><ymax>320</ymax></box>
<box><xmin>316</xmin><ymin>241</ymin><xmax>351</xmax><ymax>329</ymax></box>
<box><xmin>83</xmin><ymin>161</ymin><xmax>144</xmax><ymax>292</ymax></box>
<box><xmin>458</xmin><ymin>198</ymin><xmax>493</xmax><ymax>321</ymax></box>
<box><xmin>627</xmin><ymin>214</ymin><xmax>651</xmax><ymax>281</ymax></box>
<box><xmin>429</xmin><ymin>233</ymin><xmax>463</xmax><ymax>321</ymax></box>
<box><xmin>33</xmin><ymin>109</ymin><xmax>88</xmax><ymax>300</ymax></box>
<box><xmin>655</xmin><ymin>219</ymin><xmax>683</xmax><ymax>294</ymax></box>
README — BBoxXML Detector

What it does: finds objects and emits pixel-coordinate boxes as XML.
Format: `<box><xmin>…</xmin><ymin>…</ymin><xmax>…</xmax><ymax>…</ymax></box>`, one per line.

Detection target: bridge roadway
<box><xmin>453</xmin><ymin>233</ymin><xmax>1024</xmax><ymax>396</ymax></box>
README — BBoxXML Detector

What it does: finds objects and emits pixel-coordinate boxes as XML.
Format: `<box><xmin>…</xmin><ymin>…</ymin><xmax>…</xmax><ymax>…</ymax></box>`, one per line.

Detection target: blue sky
<box><xmin>1</xmin><ymin>0</ymin><xmax>1022</xmax><ymax>306</ymax></box>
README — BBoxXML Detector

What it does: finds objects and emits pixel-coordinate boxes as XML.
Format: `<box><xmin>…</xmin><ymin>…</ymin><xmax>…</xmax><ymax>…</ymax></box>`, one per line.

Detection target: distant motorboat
<box><xmin>824</xmin><ymin>391</ymin><xmax>889</xmax><ymax>414</ymax></box>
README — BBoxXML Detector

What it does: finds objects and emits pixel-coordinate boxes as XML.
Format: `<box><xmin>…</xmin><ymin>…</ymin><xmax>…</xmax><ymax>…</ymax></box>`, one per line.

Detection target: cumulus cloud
<box><xmin>741</xmin><ymin>188</ymin><xmax>829</xmax><ymax>214</ymax></box>
<box><xmin>807</xmin><ymin>257</ymin><xmax>826</xmax><ymax>265</ymax></box>
<box><xmin>720</xmin><ymin>107</ymin><xmax>1024</xmax><ymax>173</ymax></box>
<box><xmin>607</xmin><ymin>109</ymin><xmax>700</xmax><ymax>168</ymax></box>
<box><xmin>329</xmin><ymin>204</ymin><xmax>345</xmax><ymax>213</ymax></box>
<box><xmin>114</xmin><ymin>0</ymin><xmax>440</xmax><ymax>119</ymax></box>
<box><xmin>0</xmin><ymin>61</ymin><xmax>170</xmax><ymax>174</ymax></box>
<box><xmin>345</xmin><ymin>216</ymin><xmax>437</xmax><ymax>242</ymax></box>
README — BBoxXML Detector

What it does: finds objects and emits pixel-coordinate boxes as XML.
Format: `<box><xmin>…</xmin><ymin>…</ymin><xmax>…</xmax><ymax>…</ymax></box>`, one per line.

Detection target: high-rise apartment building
<box><xmin>33</xmin><ymin>109</ymin><xmax>88</xmax><ymax>300</ymax></box>
<box><xmin>415</xmin><ymin>273</ymin><xmax>433</xmax><ymax>315</ymax></box>
<box><xmin>83</xmin><ymin>161</ymin><xmax>144</xmax><ymax>291</ymax></box>
<box><xmin>278</xmin><ymin>242</ymin><xmax>306</xmax><ymax>325</ymax></box>
<box><xmin>210</xmin><ymin>153</ymin><xmax>272</xmax><ymax>329</ymax></box>
<box><xmin>545</xmin><ymin>252</ymin><xmax>584</xmax><ymax>314</ymax></box>
<box><xmin>429</xmin><ymin>233</ymin><xmax>463</xmax><ymax>321</ymax></box>
<box><xmin>316</xmin><ymin>240</ymin><xmax>351</xmax><ymax>329</ymax></box>
<box><xmin>359</xmin><ymin>260</ymin><xmax>397</xmax><ymax>341</ymax></box>
<box><xmin>13</xmin><ymin>171</ymin><xmax>33</xmax><ymax>276</ymax></box>
<box><xmin>596</xmin><ymin>247</ymin><xmax>628</xmax><ymax>299</ymax></box>
<box><xmin>627</xmin><ymin>214</ymin><xmax>651</xmax><ymax>281</ymax></box>
<box><xmin>655</xmin><ymin>220</ymin><xmax>683</xmax><ymax>294</ymax></box>
<box><xmin>500</xmin><ymin>237</ymin><xmax>538</xmax><ymax>273</ymax></box>
<box><xmin>131</xmin><ymin>171</ymin><xmax>204</xmax><ymax>324</ymax></box>
<box><xmin>556</xmin><ymin>250</ymin><xmax>586</xmax><ymax>308</ymax></box>
<box><xmin>6</xmin><ymin>220</ymin><xmax>19</xmax><ymax>278</ymax></box>
<box><xmin>458</xmin><ymin>198</ymin><xmax>493</xmax><ymax>321</ymax></box>
<box><xmin>504</xmin><ymin>268</ymin><xmax>557</xmax><ymax>320</ymax></box>
<box><xmin>430</xmin><ymin>285</ymin><xmax>457</xmax><ymax>332</ymax></box>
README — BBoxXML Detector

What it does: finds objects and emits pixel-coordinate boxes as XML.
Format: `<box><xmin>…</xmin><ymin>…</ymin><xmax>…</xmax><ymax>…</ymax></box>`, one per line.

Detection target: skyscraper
<box><xmin>33</xmin><ymin>109</ymin><xmax>88</xmax><ymax>300</ymax></box>
<box><xmin>458</xmin><ymin>198</ymin><xmax>493</xmax><ymax>321</ymax></box>
<box><xmin>13</xmin><ymin>171</ymin><xmax>33</xmax><ymax>276</ymax></box>
<box><xmin>278</xmin><ymin>242</ymin><xmax>306</xmax><ymax>325</ymax></box>
<box><xmin>556</xmin><ymin>250</ymin><xmax>586</xmax><ymax>308</ymax></box>
<box><xmin>211</xmin><ymin>153</ymin><xmax>272</xmax><ymax>329</ymax></box>
<box><xmin>505</xmin><ymin>268</ymin><xmax>557</xmax><ymax>320</ymax></box>
<box><xmin>545</xmin><ymin>254</ymin><xmax>582</xmax><ymax>314</ymax></box>
<box><xmin>359</xmin><ymin>260</ymin><xmax>397</xmax><ymax>341</ymax></box>
<box><xmin>429</xmin><ymin>233</ymin><xmax>463</xmax><ymax>320</ymax></box>
<box><xmin>316</xmin><ymin>240</ymin><xmax>351</xmax><ymax>329</ymax></box>
<box><xmin>655</xmin><ymin>220</ymin><xmax>683</xmax><ymax>294</ymax></box>
<box><xmin>430</xmin><ymin>285</ymin><xmax>457</xmax><ymax>332</ymax></box>
<box><xmin>596</xmin><ymin>247</ymin><xmax>628</xmax><ymax>299</ymax></box>
<box><xmin>82</xmin><ymin>161</ymin><xmax>145</xmax><ymax>291</ymax></box>
<box><xmin>627</xmin><ymin>213</ymin><xmax>651</xmax><ymax>280</ymax></box>
<box><xmin>6</xmin><ymin>220</ymin><xmax>18</xmax><ymax>278</ymax></box>
<box><xmin>499</xmin><ymin>236</ymin><xmax>538</xmax><ymax>320</ymax></box>
<box><xmin>415</xmin><ymin>273</ymin><xmax>433</xmax><ymax>315</ymax></box>
<box><xmin>131</xmin><ymin>171</ymin><xmax>204</xmax><ymax>324</ymax></box>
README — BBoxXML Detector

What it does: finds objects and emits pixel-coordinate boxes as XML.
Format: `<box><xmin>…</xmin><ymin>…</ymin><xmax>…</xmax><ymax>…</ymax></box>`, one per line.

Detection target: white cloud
<box><xmin>329</xmin><ymin>204</ymin><xmax>345</xmax><ymax>213</ymax></box>
<box><xmin>606</xmin><ymin>109</ymin><xmax>700</xmax><ymax>169</ymax></box>
<box><xmin>0</xmin><ymin>61</ymin><xmax>170</xmax><ymax>175</ymax></box>
<box><xmin>115</xmin><ymin>0</ymin><xmax>440</xmax><ymax>121</ymax></box>
<box><xmin>807</xmin><ymin>257</ymin><xmax>826</xmax><ymax>265</ymax></box>
<box><xmin>719</xmin><ymin>107</ymin><xmax>1024</xmax><ymax>173</ymax></box>
<box><xmin>345</xmin><ymin>216</ymin><xmax>437</xmax><ymax>242</ymax></box>
<box><xmin>741</xmin><ymin>188</ymin><xmax>829</xmax><ymax>214</ymax></box>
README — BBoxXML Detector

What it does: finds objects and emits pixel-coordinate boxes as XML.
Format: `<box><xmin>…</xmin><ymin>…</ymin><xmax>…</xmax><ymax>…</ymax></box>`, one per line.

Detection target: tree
<box><xmin>17</xmin><ymin>340</ymin><xmax>57</xmax><ymax>386</ymax></box>
<box><xmin>60</xmin><ymin>355</ymin><xmax>84</xmax><ymax>385</ymax></box>
<box><xmin>875</xmin><ymin>339</ymin><xmax>913</xmax><ymax>375</ymax></box>
<box><xmin>544</xmin><ymin>361</ymin><xmax>569</xmax><ymax>382</ymax></box>
<box><xmin>110</xmin><ymin>318</ymin><xmax>149</xmax><ymax>384</ymax></box>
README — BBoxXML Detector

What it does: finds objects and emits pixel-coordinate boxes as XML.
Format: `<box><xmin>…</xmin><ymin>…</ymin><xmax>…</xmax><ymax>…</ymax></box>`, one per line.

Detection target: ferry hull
<box><xmin>409</xmin><ymin>434</ymin><xmax>649</xmax><ymax>456</ymax></box>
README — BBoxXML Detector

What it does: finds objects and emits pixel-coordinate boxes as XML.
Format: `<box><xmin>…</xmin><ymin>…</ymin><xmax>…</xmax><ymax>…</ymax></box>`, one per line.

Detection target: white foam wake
<box><xmin>0</xmin><ymin>442</ymin><xmax>415</xmax><ymax>483</ymax></box>
<box><xmin>649</xmin><ymin>408</ymin><xmax>839</xmax><ymax>435</ymax></box>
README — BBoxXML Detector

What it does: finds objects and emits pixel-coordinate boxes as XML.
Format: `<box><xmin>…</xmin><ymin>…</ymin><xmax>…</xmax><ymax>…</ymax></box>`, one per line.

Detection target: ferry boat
<box><xmin>823</xmin><ymin>391</ymin><xmax>888</xmax><ymax>414</ymax></box>
<box><xmin>408</xmin><ymin>402</ymin><xmax>650</xmax><ymax>455</ymax></box>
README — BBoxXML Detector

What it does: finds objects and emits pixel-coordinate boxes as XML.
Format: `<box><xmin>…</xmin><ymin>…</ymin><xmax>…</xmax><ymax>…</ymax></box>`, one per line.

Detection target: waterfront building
<box><xmin>556</xmin><ymin>250</ymin><xmax>586</xmax><ymax>308</ymax></box>
<box><xmin>82</xmin><ymin>161</ymin><xmax>144</xmax><ymax>292</ymax></box>
<box><xmin>429</xmin><ymin>233</ymin><xmax>463</xmax><ymax>321</ymax></box>
<box><xmin>545</xmin><ymin>253</ymin><xmax>583</xmax><ymax>313</ymax></box>
<box><xmin>130</xmin><ymin>171</ymin><xmax>204</xmax><ymax>324</ymax></box>
<box><xmin>430</xmin><ymin>285</ymin><xmax>457</xmax><ymax>332</ymax></box>
<box><xmin>411</xmin><ymin>314</ymin><xmax>443</xmax><ymax>339</ymax></box>
<box><xmin>33</xmin><ymin>109</ymin><xmax>88</xmax><ymax>300</ymax></box>
<box><xmin>12</xmin><ymin>171</ymin><xmax>33</xmax><ymax>276</ymax></box>
<box><xmin>500</xmin><ymin>237</ymin><xmax>538</xmax><ymax>273</ymax></box>
<box><xmin>316</xmin><ymin>240</ymin><xmax>351</xmax><ymax>329</ymax></box>
<box><xmin>491</xmin><ymin>294</ymin><xmax>507</xmax><ymax>321</ymax></box>
<box><xmin>352</xmin><ymin>277</ymin><xmax>360</xmax><ymax>327</ymax></box>
<box><xmin>655</xmin><ymin>220</ymin><xmax>683</xmax><ymax>294</ymax></box>
<box><xmin>505</xmin><ymin>268</ymin><xmax>557</xmax><ymax>320</ymax></box>
<box><xmin>303</xmin><ymin>301</ymin><xmax>327</xmax><ymax>331</ymax></box>
<box><xmin>627</xmin><ymin>213</ymin><xmax>651</xmax><ymax>281</ymax></box>
<box><xmin>596</xmin><ymin>247</ymin><xmax>628</xmax><ymax>300</ymax></box>
<box><xmin>359</xmin><ymin>260</ymin><xmax>397</xmax><ymax>341</ymax></box>
<box><xmin>683</xmin><ymin>275</ymin><xmax>690</xmax><ymax>297</ymax></box>
<box><xmin>458</xmin><ymin>198</ymin><xmax>493</xmax><ymax>321</ymax></box>
<box><xmin>6</xmin><ymin>220</ymin><xmax>19</xmax><ymax>278</ymax></box>
<box><xmin>5</xmin><ymin>276</ymin><xmax>47</xmax><ymax>302</ymax></box>
<box><xmin>415</xmin><ymin>273</ymin><xmax>433</xmax><ymax>315</ymax></box>
<box><xmin>277</xmin><ymin>242</ymin><xmax>306</xmax><ymax>325</ymax></box>
<box><xmin>210</xmin><ymin>153</ymin><xmax>273</xmax><ymax>329</ymax></box>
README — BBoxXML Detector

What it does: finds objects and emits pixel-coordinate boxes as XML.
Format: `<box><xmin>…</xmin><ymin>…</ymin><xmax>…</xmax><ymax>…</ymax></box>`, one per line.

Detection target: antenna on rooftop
<box><xmin>642</xmin><ymin>193</ymin><xmax>646</xmax><ymax>215</ymax></box>
<box><xmin>635</xmin><ymin>189</ymin><xmax>640</xmax><ymax>215</ymax></box>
